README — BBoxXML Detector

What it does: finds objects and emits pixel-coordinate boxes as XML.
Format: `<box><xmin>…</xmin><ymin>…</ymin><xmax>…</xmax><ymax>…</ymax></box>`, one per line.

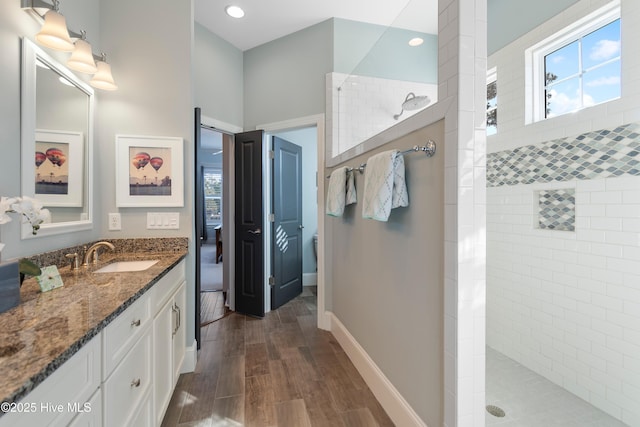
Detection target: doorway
<box><xmin>198</xmin><ymin>127</ymin><xmax>228</xmax><ymax>326</ymax></box>
<box><xmin>195</xmin><ymin>113</ymin><xmax>327</xmax><ymax>336</ymax></box>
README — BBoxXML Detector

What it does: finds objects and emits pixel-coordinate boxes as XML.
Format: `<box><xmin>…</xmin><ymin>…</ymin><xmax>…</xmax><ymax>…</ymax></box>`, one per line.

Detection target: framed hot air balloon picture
<box><xmin>34</xmin><ymin>130</ymin><xmax>84</xmax><ymax>207</ymax></box>
<box><xmin>115</xmin><ymin>135</ymin><xmax>184</xmax><ymax>207</ymax></box>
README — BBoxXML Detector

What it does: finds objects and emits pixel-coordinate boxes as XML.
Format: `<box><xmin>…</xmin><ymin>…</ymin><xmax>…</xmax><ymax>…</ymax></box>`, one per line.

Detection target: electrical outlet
<box><xmin>108</xmin><ymin>213</ymin><xmax>121</xmax><ymax>231</ymax></box>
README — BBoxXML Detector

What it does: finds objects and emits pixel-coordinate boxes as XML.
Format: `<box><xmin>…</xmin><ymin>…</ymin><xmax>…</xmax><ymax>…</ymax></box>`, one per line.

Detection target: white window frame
<box><xmin>486</xmin><ymin>67</ymin><xmax>497</xmax><ymax>135</ymax></box>
<box><xmin>203</xmin><ymin>168</ymin><xmax>222</xmax><ymax>226</ymax></box>
<box><xmin>525</xmin><ymin>0</ymin><xmax>621</xmax><ymax>124</ymax></box>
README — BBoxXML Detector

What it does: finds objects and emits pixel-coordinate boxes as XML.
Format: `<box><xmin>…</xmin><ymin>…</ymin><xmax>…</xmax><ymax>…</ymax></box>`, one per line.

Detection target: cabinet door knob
<box><xmin>130</xmin><ymin>378</ymin><xmax>141</xmax><ymax>388</ymax></box>
<box><xmin>131</xmin><ymin>319</ymin><xmax>141</xmax><ymax>327</ymax></box>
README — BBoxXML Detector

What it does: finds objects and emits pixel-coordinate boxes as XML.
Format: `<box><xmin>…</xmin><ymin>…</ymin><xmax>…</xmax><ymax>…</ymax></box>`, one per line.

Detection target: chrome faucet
<box><xmin>83</xmin><ymin>241</ymin><xmax>115</xmax><ymax>266</ymax></box>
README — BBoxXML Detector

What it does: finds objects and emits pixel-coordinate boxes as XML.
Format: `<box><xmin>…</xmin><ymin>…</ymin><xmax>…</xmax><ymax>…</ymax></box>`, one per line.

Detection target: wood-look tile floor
<box><xmin>201</xmin><ymin>291</ymin><xmax>229</xmax><ymax>326</ymax></box>
<box><xmin>162</xmin><ymin>287</ymin><xmax>394</xmax><ymax>427</ymax></box>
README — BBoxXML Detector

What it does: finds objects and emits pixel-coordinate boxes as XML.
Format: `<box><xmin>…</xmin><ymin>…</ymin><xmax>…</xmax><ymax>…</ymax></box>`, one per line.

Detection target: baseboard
<box><xmin>328</xmin><ymin>312</ymin><xmax>428</xmax><ymax>427</ymax></box>
<box><xmin>303</xmin><ymin>273</ymin><xmax>317</xmax><ymax>286</ymax></box>
<box><xmin>180</xmin><ymin>339</ymin><xmax>197</xmax><ymax>374</ymax></box>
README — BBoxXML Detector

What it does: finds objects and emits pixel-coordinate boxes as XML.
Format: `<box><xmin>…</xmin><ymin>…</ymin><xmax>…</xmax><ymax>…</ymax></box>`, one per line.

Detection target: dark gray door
<box><xmin>194</xmin><ymin>108</ymin><xmax>202</xmax><ymax>348</ymax></box>
<box><xmin>234</xmin><ymin>130</ymin><xmax>265</xmax><ymax>317</ymax></box>
<box><xmin>271</xmin><ymin>136</ymin><xmax>303</xmax><ymax>309</ymax></box>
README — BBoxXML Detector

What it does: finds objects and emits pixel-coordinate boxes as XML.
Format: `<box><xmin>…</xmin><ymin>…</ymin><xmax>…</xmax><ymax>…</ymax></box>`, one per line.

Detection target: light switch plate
<box><xmin>108</xmin><ymin>213</ymin><xmax>121</xmax><ymax>231</ymax></box>
<box><xmin>147</xmin><ymin>212</ymin><xmax>179</xmax><ymax>229</ymax></box>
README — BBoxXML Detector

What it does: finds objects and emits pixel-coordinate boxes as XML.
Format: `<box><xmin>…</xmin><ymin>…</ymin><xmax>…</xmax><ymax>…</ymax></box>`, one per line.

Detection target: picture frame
<box><xmin>34</xmin><ymin>129</ymin><xmax>84</xmax><ymax>207</ymax></box>
<box><xmin>115</xmin><ymin>135</ymin><xmax>184</xmax><ymax>207</ymax></box>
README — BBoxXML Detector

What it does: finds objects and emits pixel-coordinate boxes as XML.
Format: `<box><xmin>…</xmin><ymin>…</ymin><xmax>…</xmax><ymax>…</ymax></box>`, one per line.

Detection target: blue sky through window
<box><xmin>544</xmin><ymin>19</ymin><xmax>620</xmax><ymax>118</ymax></box>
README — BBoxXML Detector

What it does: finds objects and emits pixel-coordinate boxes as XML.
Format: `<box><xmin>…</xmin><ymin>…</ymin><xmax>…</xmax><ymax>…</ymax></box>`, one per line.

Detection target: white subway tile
<box><xmin>606</xmin><ymin>176</ymin><xmax>640</xmax><ymax>191</ymax></box>
<box><xmin>607</xmin><ymin>204</ymin><xmax>640</xmax><ymax>218</ymax></box>
<box><xmin>576</xmin><ymin>179</ymin><xmax>606</xmax><ymax>192</ymax></box>
<box><xmin>623</xmin><ymin>218</ymin><xmax>640</xmax><ymax>233</ymax></box>
<box><xmin>592</xmin><ymin>294</ymin><xmax>624</xmax><ymax>312</ymax></box>
<box><xmin>591</xmin><ymin>242</ymin><xmax>624</xmax><ymax>258</ymax></box>
<box><xmin>577</xmin><ymin>348</ymin><xmax>607</xmax><ymax>372</ymax></box>
<box><xmin>592</xmin><ymin>318</ymin><xmax>624</xmax><ymax>340</ymax></box>
<box><xmin>607</xmin><ymin>310</ymin><xmax>640</xmax><ymax>333</ymax></box>
<box><xmin>590</xmin><ymin>191</ymin><xmax>623</xmax><ymax>204</ymax></box>
<box><xmin>576</xmin><ymin>229</ymin><xmax>606</xmax><ymax>243</ymax></box>
<box><xmin>605</xmin><ymin>231</ymin><xmax>640</xmax><ymax>246</ymax></box>
<box><xmin>590</xmin><ymin>217</ymin><xmax>623</xmax><ymax>231</ymax></box>
<box><xmin>577</xmin><ymin>204</ymin><xmax>606</xmax><ymax>217</ymax></box>
<box><xmin>594</xmin><ymin>268</ymin><xmax>624</xmax><ymax>285</ymax></box>
<box><xmin>608</xmin><ymin>283</ymin><xmax>640</xmax><ymax>303</ymax></box>
<box><xmin>606</xmin><ymin>257</ymin><xmax>640</xmax><ymax>275</ymax></box>
<box><xmin>592</xmin><ymin>342</ymin><xmax>624</xmax><ymax>365</ymax></box>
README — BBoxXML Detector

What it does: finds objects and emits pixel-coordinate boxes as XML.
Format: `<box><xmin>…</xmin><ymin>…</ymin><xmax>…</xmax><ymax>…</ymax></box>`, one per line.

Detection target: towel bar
<box><xmin>326</xmin><ymin>139</ymin><xmax>436</xmax><ymax>178</ymax></box>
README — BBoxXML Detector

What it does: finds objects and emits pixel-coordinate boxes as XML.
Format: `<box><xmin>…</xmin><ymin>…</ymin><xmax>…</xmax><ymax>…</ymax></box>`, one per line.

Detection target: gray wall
<box><xmin>194</xmin><ymin>23</ymin><xmax>243</xmax><ymax>127</ymax></box>
<box><xmin>243</xmin><ymin>20</ymin><xmax>333</xmax><ymax>130</ymax></box>
<box><xmin>274</xmin><ymin>128</ymin><xmax>318</xmax><ymax>276</ymax></box>
<box><xmin>0</xmin><ymin>0</ymin><xmax>101</xmax><ymax>259</ymax></box>
<box><xmin>327</xmin><ymin>121</ymin><xmax>444</xmax><ymax>425</ymax></box>
<box><xmin>97</xmin><ymin>0</ymin><xmax>195</xmax><ymax>341</ymax></box>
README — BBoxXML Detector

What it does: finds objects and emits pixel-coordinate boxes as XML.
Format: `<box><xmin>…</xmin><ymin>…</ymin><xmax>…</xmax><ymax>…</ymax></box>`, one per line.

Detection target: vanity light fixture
<box><xmin>225</xmin><ymin>5</ymin><xmax>245</xmax><ymax>18</ymax></box>
<box><xmin>408</xmin><ymin>37</ymin><xmax>424</xmax><ymax>47</ymax></box>
<box><xmin>89</xmin><ymin>54</ymin><xmax>118</xmax><ymax>91</ymax></box>
<box><xmin>67</xmin><ymin>31</ymin><xmax>97</xmax><ymax>74</ymax></box>
<box><xmin>21</xmin><ymin>0</ymin><xmax>117</xmax><ymax>90</ymax></box>
<box><xmin>35</xmin><ymin>1</ymin><xmax>74</xmax><ymax>51</ymax></box>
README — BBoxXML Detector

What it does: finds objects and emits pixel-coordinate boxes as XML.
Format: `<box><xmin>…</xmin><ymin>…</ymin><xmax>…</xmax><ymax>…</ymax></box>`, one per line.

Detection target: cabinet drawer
<box><xmin>150</xmin><ymin>260</ymin><xmax>185</xmax><ymax>314</ymax></box>
<box><xmin>102</xmin><ymin>293</ymin><xmax>151</xmax><ymax>378</ymax></box>
<box><xmin>0</xmin><ymin>335</ymin><xmax>100</xmax><ymax>427</ymax></box>
<box><xmin>68</xmin><ymin>389</ymin><xmax>101</xmax><ymax>427</ymax></box>
<box><xmin>103</xmin><ymin>327</ymin><xmax>152</xmax><ymax>427</ymax></box>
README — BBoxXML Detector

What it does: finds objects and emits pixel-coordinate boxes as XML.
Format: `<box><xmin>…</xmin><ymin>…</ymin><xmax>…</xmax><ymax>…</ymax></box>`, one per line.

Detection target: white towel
<box><xmin>326</xmin><ymin>167</ymin><xmax>348</xmax><ymax>217</ymax></box>
<box><xmin>362</xmin><ymin>150</ymin><xmax>409</xmax><ymax>221</ymax></box>
<box><xmin>346</xmin><ymin>170</ymin><xmax>357</xmax><ymax>206</ymax></box>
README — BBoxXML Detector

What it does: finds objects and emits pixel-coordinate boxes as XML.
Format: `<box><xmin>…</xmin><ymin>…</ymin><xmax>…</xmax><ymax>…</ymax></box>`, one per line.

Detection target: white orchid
<box><xmin>0</xmin><ymin>195</ymin><xmax>51</xmax><ymax>235</ymax></box>
<box><xmin>0</xmin><ymin>197</ymin><xmax>18</xmax><ymax>225</ymax></box>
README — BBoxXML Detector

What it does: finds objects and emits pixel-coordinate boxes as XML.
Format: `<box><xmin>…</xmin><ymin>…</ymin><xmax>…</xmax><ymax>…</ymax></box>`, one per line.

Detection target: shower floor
<box><xmin>486</xmin><ymin>347</ymin><xmax>629</xmax><ymax>427</ymax></box>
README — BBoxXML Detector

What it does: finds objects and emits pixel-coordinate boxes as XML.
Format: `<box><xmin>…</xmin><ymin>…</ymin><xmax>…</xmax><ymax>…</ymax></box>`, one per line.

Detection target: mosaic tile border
<box><xmin>538</xmin><ymin>189</ymin><xmax>575</xmax><ymax>232</ymax></box>
<box><xmin>487</xmin><ymin>123</ymin><xmax>640</xmax><ymax>187</ymax></box>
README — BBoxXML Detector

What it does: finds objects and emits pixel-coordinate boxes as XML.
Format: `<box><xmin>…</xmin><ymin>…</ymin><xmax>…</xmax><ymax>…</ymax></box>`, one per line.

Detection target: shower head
<box><xmin>393</xmin><ymin>92</ymin><xmax>431</xmax><ymax>120</ymax></box>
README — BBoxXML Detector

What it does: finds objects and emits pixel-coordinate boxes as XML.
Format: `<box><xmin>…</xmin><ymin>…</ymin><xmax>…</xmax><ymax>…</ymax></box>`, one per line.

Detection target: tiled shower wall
<box><xmin>487</xmin><ymin>1</ymin><xmax>640</xmax><ymax>426</ymax></box>
<box><xmin>487</xmin><ymin>126</ymin><xmax>640</xmax><ymax>426</ymax></box>
<box><xmin>326</xmin><ymin>72</ymin><xmax>437</xmax><ymax>156</ymax></box>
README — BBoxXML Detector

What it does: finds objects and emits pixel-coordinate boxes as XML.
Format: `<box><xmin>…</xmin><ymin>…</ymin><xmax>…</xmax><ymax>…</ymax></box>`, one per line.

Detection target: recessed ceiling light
<box><xmin>408</xmin><ymin>37</ymin><xmax>424</xmax><ymax>47</ymax></box>
<box><xmin>225</xmin><ymin>5</ymin><xmax>245</xmax><ymax>18</ymax></box>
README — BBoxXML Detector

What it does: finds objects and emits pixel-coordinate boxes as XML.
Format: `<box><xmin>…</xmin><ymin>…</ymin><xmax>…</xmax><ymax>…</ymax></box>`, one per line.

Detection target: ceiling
<box><xmin>194</xmin><ymin>0</ymin><xmax>439</xmax><ymax>51</ymax></box>
<box><xmin>195</xmin><ymin>1</ymin><xmax>582</xmax><ymax>55</ymax></box>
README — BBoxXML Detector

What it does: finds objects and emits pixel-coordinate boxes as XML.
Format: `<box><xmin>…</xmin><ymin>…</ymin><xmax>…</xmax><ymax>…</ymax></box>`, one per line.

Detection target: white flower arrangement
<box><xmin>0</xmin><ymin>196</ymin><xmax>51</xmax><ymax>235</ymax></box>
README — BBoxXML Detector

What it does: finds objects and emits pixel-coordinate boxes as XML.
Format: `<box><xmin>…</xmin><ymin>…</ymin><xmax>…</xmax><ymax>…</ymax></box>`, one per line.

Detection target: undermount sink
<box><xmin>94</xmin><ymin>260</ymin><xmax>159</xmax><ymax>273</ymax></box>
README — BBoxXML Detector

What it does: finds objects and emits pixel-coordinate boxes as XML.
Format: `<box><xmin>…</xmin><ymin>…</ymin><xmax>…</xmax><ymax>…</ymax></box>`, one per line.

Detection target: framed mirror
<box><xmin>21</xmin><ymin>38</ymin><xmax>94</xmax><ymax>238</ymax></box>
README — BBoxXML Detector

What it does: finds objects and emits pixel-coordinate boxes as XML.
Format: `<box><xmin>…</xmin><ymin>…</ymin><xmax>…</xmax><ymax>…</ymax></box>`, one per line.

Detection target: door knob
<box><xmin>298</xmin><ymin>225</ymin><xmax>304</xmax><ymax>229</ymax></box>
<box><xmin>248</xmin><ymin>228</ymin><xmax>262</xmax><ymax>235</ymax></box>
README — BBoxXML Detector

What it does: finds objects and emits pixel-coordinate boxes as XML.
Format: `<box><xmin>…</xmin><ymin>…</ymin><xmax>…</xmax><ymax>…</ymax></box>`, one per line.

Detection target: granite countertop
<box><xmin>0</xmin><ymin>249</ymin><xmax>187</xmax><ymax>405</ymax></box>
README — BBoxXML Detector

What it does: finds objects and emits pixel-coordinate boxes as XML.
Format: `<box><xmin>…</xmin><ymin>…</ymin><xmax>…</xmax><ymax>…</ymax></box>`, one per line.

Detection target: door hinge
<box><xmin>269</xmin><ymin>150</ymin><xmax>275</xmax><ymax>159</ymax></box>
<box><xmin>268</xmin><ymin>276</ymin><xmax>275</xmax><ymax>286</ymax></box>
<box><xmin>269</xmin><ymin>213</ymin><xmax>275</xmax><ymax>222</ymax></box>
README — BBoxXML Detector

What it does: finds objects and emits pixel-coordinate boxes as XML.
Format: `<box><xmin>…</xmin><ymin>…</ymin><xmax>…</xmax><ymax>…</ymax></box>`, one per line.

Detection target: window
<box><xmin>526</xmin><ymin>2</ymin><xmax>620</xmax><ymax>123</ymax></box>
<box><xmin>203</xmin><ymin>169</ymin><xmax>222</xmax><ymax>226</ymax></box>
<box><xmin>487</xmin><ymin>67</ymin><xmax>497</xmax><ymax>135</ymax></box>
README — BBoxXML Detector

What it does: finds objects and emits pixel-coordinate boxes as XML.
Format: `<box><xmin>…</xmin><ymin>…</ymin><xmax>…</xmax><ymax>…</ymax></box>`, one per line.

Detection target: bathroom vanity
<box><xmin>0</xmin><ymin>248</ymin><xmax>187</xmax><ymax>427</ymax></box>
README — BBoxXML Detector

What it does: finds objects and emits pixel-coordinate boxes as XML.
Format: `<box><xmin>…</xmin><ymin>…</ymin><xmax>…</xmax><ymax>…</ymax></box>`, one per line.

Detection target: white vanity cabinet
<box><xmin>152</xmin><ymin>262</ymin><xmax>186</xmax><ymax>425</ymax></box>
<box><xmin>0</xmin><ymin>334</ymin><xmax>101</xmax><ymax>427</ymax></box>
<box><xmin>0</xmin><ymin>259</ymin><xmax>187</xmax><ymax>427</ymax></box>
